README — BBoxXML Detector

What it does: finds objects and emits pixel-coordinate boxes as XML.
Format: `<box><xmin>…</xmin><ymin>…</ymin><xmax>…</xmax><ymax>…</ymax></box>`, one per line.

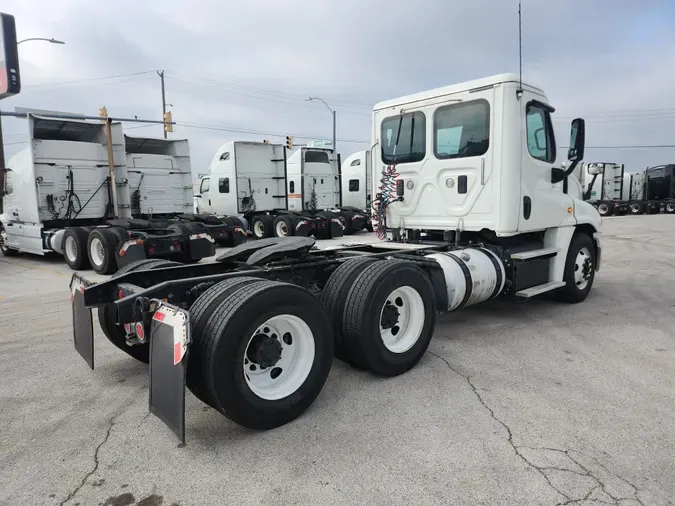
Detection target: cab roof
<box><xmin>373</xmin><ymin>73</ymin><xmax>545</xmax><ymax>111</ymax></box>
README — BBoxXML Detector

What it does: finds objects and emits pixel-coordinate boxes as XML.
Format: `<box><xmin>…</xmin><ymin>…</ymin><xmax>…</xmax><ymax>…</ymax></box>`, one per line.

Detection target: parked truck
<box><xmin>0</xmin><ymin>114</ymin><xmax>245</xmax><ymax>273</ymax></box>
<box><xmin>577</xmin><ymin>161</ymin><xmax>675</xmax><ymax>216</ymax></box>
<box><xmin>194</xmin><ymin>141</ymin><xmax>367</xmax><ymax>239</ymax></box>
<box><xmin>340</xmin><ymin>149</ymin><xmax>373</xmax><ymax>231</ymax></box>
<box><xmin>70</xmin><ymin>73</ymin><xmax>601</xmax><ymax>442</ymax></box>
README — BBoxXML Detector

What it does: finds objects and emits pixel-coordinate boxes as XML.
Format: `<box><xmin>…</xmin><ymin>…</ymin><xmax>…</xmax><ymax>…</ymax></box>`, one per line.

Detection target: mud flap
<box><xmin>294</xmin><ymin>219</ymin><xmax>309</xmax><ymax>237</ymax></box>
<box><xmin>330</xmin><ymin>218</ymin><xmax>344</xmax><ymax>238</ymax></box>
<box><xmin>149</xmin><ymin>302</ymin><xmax>191</xmax><ymax>443</ymax></box>
<box><xmin>71</xmin><ymin>274</ymin><xmax>94</xmax><ymax>370</ymax></box>
<box><xmin>116</xmin><ymin>238</ymin><xmax>147</xmax><ymax>269</ymax></box>
<box><xmin>187</xmin><ymin>234</ymin><xmax>216</xmax><ymax>260</ymax></box>
<box><xmin>232</xmin><ymin>227</ymin><xmax>248</xmax><ymax>246</ymax></box>
<box><xmin>351</xmin><ymin>214</ymin><xmax>367</xmax><ymax>232</ymax></box>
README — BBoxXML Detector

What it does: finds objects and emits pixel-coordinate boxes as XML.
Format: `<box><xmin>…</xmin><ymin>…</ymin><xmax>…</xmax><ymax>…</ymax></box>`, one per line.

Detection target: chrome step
<box><xmin>515</xmin><ymin>281</ymin><xmax>566</xmax><ymax>298</ymax></box>
<box><xmin>511</xmin><ymin>247</ymin><xmax>558</xmax><ymax>260</ymax></box>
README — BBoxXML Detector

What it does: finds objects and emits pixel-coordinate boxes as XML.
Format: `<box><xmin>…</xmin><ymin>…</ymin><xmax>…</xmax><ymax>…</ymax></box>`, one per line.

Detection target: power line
<box><xmin>175</xmin><ymin>121</ymin><xmax>369</xmax><ymax>144</ymax></box>
<box><xmin>23</xmin><ymin>71</ymin><xmax>157</xmax><ymax>89</ymax></box>
<box><xmin>167</xmin><ymin>72</ymin><xmax>374</xmax><ymax>111</ymax></box>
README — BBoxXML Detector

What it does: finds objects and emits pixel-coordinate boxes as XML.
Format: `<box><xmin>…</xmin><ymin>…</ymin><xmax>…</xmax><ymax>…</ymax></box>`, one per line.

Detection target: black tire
<box><xmin>0</xmin><ymin>225</ymin><xmax>20</xmax><ymax>256</ymax></box>
<box><xmin>273</xmin><ymin>215</ymin><xmax>295</xmax><ymax>237</ymax></box>
<box><xmin>555</xmin><ymin>233</ymin><xmax>596</xmax><ymax>304</ymax></box>
<box><xmin>319</xmin><ymin>257</ymin><xmax>378</xmax><ymax>364</ymax></box>
<box><xmin>251</xmin><ymin>215</ymin><xmax>274</xmax><ymax>239</ymax></box>
<box><xmin>628</xmin><ymin>201</ymin><xmax>645</xmax><ymax>215</ymax></box>
<box><xmin>596</xmin><ymin>202</ymin><xmax>612</xmax><ymax>217</ymax></box>
<box><xmin>97</xmin><ymin>259</ymin><xmax>182</xmax><ymax>363</ymax></box>
<box><xmin>342</xmin><ymin>260</ymin><xmax>436</xmax><ymax>376</ymax></box>
<box><xmin>646</xmin><ymin>202</ymin><xmax>659</xmax><ymax>214</ymax></box>
<box><xmin>108</xmin><ymin>226</ymin><xmax>128</xmax><ymax>244</ymax></box>
<box><xmin>87</xmin><ymin>228</ymin><xmax>119</xmax><ymax>275</ymax></box>
<box><xmin>665</xmin><ymin>202</ymin><xmax>675</xmax><ymax>214</ymax></box>
<box><xmin>62</xmin><ymin>227</ymin><xmax>91</xmax><ymax>270</ymax></box>
<box><xmin>198</xmin><ymin>281</ymin><xmax>333</xmax><ymax>429</ymax></box>
<box><xmin>187</xmin><ymin>276</ymin><xmax>267</xmax><ymax>407</ymax></box>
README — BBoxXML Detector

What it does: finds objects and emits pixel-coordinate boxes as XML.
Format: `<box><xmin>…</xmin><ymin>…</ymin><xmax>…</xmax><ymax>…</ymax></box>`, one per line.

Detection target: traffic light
<box><xmin>285</xmin><ymin>135</ymin><xmax>293</xmax><ymax>149</ymax></box>
<box><xmin>98</xmin><ymin>106</ymin><xmax>108</xmax><ymax>120</ymax></box>
<box><xmin>163</xmin><ymin>111</ymin><xmax>173</xmax><ymax>133</ymax></box>
<box><xmin>263</xmin><ymin>139</ymin><xmax>269</xmax><ymax>144</ymax></box>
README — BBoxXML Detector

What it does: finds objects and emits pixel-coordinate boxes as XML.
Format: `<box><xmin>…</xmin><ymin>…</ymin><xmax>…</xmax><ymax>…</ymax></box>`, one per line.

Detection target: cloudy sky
<box><xmin>2</xmin><ymin>0</ymin><xmax>674</xmax><ymax>174</ymax></box>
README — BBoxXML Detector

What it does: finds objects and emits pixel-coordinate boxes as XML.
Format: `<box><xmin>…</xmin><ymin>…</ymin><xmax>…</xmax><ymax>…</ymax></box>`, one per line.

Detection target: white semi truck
<box><xmin>340</xmin><ymin>149</ymin><xmax>373</xmax><ymax>230</ymax></box>
<box><xmin>576</xmin><ymin>161</ymin><xmax>675</xmax><ymax>216</ymax></box>
<box><xmin>70</xmin><ymin>73</ymin><xmax>601</xmax><ymax>442</ymax></box>
<box><xmin>194</xmin><ymin>141</ymin><xmax>367</xmax><ymax>238</ymax></box>
<box><xmin>0</xmin><ymin>114</ymin><xmax>245</xmax><ymax>273</ymax></box>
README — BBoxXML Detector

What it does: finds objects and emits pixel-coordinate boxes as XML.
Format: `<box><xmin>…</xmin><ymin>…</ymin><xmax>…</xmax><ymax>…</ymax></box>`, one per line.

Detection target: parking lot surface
<box><xmin>1</xmin><ymin>218</ymin><xmax>674</xmax><ymax>506</ymax></box>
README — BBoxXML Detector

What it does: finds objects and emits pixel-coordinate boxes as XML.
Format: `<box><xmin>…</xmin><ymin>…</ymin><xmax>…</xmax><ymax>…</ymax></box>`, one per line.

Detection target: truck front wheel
<box><xmin>555</xmin><ymin>233</ymin><xmax>596</xmax><ymax>304</ymax></box>
<box><xmin>342</xmin><ymin>260</ymin><xmax>436</xmax><ymax>376</ymax></box>
<box><xmin>0</xmin><ymin>226</ymin><xmax>19</xmax><ymax>256</ymax></box>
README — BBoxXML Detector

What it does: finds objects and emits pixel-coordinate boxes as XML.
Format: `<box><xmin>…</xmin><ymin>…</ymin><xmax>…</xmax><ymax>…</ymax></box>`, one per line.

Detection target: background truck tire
<box><xmin>596</xmin><ymin>202</ymin><xmax>612</xmax><ymax>217</ymax></box>
<box><xmin>197</xmin><ymin>281</ymin><xmax>334</xmax><ymax>430</ymax></box>
<box><xmin>87</xmin><ymin>228</ymin><xmax>119</xmax><ymax>274</ymax></box>
<box><xmin>98</xmin><ymin>259</ymin><xmax>181</xmax><ymax>363</ymax></box>
<box><xmin>665</xmin><ymin>202</ymin><xmax>675</xmax><ymax>214</ymax></box>
<box><xmin>62</xmin><ymin>227</ymin><xmax>91</xmax><ymax>271</ymax></box>
<box><xmin>187</xmin><ymin>276</ymin><xmax>267</xmax><ymax>408</ymax></box>
<box><xmin>342</xmin><ymin>260</ymin><xmax>436</xmax><ymax>376</ymax></box>
<box><xmin>555</xmin><ymin>232</ymin><xmax>596</xmax><ymax>304</ymax></box>
<box><xmin>251</xmin><ymin>215</ymin><xmax>274</xmax><ymax>239</ymax></box>
<box><xmin>273</xmin><ymin>215</ymin><xmax>295</xmax><ymax>237</ymax></box>
<box><xmin>0</xmin><ymin>225</ymin><xmax>19</xmax><ymax>256</ymax></box>
<box><xmin>319</xmin><ymin>257</ymin><xmax>378</xmax><ymax>364</ymax></box>
<box><xmin>629</xmin><ymin>202</ymin><xmax>646</xmax><ymax>215</ymax></box>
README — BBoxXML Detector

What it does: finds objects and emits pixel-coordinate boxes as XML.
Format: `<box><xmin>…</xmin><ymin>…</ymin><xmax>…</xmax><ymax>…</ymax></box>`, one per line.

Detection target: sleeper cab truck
<box><xmin>0</xmin><ymin>115</ymin><xmax>243</xmax><ymax>273</ymax></box>
<box><xmin>340</xmin><ymin>149</ymin><xmax>374</xmax><ymax>231</ymax></box>
<box><xmin>194</xmin><ymin>141</ymin><xmax>346</xmax><ymax>239</ymax></box>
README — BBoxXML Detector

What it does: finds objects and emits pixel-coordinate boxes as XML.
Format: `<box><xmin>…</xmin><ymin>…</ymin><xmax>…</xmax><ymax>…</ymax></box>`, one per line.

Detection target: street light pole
<box><xmin>307</xmin><ymin>97</ymin><xmax>336</xmax><ymax>153</ymax></box>
<box><xmin>17</xmin><ymin>38</ymin><xmax>65</xmax><ymax>45</ymax></box>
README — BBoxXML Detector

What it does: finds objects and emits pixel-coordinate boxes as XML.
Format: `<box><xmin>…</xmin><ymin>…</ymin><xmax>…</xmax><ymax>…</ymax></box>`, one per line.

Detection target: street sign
<box><xmin>0</xmin><ymin>13</ymin><xmax>21</xmax><ymax>100</ymax></box>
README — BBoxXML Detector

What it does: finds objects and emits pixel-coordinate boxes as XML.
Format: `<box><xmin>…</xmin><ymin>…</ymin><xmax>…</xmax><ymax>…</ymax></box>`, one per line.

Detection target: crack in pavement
<box><xmin>427</xmin><ymin>350</ymin><xmax>647</xmax><ymax>506</ymax></box>
<box><xmin>57</xmin><ymin>415</ymin><xmax>117</xmax><ymax>506</ymax></box>
<box><xmin>427</xmin><ymin>351</ymin><xmax>570</xmax><ymax>502</ymax></box>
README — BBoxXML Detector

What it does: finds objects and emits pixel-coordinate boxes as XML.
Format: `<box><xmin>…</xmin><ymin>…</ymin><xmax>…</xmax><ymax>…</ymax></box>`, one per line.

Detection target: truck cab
<box><xmin>286</xmin><ymin>147</ymin><xmax>340</xmax><ymax>212</ymax></box>
<box><xmin>372</xmin><ymin>73</ymin><xmax>600</xmax><ymax>237</ymax></box>
<box><xmin>341</xmin><ymin>150</ymin><xmax>372</xmax><ymax>209</ymax></box>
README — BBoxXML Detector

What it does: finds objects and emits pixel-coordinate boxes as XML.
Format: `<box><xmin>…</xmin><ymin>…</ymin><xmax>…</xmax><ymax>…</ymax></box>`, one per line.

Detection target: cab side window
<box><xmin>526</xmin><ymin>103</ymin><xmax>556</xmax><ymax>163</ymax></box>
<box><xmin>200</xmin><ymin>177</ymin><xmax>210</xmax><ymax>193</ymax></box>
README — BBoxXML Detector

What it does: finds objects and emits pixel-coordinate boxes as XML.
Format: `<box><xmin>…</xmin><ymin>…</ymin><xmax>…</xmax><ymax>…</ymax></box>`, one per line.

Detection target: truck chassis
<box><xmin>71</xmin><ymin>229</ymin><xmax>600</xmax><ymax>442</ymax></box>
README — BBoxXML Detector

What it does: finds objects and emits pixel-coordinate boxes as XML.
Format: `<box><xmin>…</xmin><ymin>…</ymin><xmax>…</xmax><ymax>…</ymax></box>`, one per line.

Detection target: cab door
<box><xmin>195</xmin><ymin>176</ymin><xmax>212</xmax><ymax>214</ymax></box>
<box><xmin>517</xmin><ymin>96</ymin><xmax>574</xmax><ymax>232</ymax></box>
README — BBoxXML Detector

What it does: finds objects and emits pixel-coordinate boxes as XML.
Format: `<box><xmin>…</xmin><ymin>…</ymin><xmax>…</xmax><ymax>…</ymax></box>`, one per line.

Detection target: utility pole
<box><xmin>158</xmin><ymin>70</ymin><xmax>167</xmax><ymax>139</ymax></box>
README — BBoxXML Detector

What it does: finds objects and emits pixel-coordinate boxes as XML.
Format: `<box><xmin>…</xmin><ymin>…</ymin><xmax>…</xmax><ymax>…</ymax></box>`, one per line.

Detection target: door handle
<box><xmin>209</xmin><ymin>199</ymin><xmax>211</xmax><ymax>206</ymax></box>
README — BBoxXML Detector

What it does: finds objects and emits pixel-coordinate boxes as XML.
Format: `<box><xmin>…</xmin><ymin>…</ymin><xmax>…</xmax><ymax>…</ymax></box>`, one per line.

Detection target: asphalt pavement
<box><xmin>0</xmin><ymin>217</ymin><xmax>673</xmax><ymax>506</ymax></box>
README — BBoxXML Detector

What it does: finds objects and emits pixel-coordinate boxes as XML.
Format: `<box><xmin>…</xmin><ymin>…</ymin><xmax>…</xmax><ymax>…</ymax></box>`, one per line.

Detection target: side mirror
<box><xmin>551</xmin><ymin>167</ymin><xmax>566</xmax><ymax>184</ymax></box>
<box><xmin>567</xmin><ymin>118</ymin><xmax>585</xmax><ymax>162</ymax></box>
<box><xmin>534</xmin><ymin>128</ymin><xmax>546</xmax><ymax>151</ymax></box>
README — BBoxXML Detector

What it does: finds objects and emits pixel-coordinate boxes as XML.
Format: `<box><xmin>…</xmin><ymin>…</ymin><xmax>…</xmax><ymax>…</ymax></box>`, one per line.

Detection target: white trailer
<box><xmin>0</xmin><ymin>115</ymin><xmax>244</xmax><ymax>272</ymax></box>
<box><xmin>71</xmin><ymin>73</ymin><xmax>602</xmax><ymax>442</ymax></box>
<box><xmin>578</xmin><ymin>162</ymin><xmax>675</xmax><ymax>216</ymax></box>
<box><xmin>194</xmin><ymin>141</ymin><xmax>364</xmax><ymax>239</ymax></box>
<box><xmin>286</xmin><ymin>146</ymin><xmax>368</xmax><ymax>234</ymax></box>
